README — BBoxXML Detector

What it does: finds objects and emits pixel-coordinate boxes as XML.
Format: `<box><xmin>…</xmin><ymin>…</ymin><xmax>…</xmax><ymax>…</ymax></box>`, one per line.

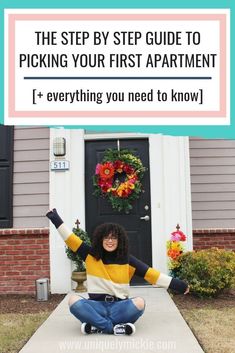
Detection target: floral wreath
<box><xmin>93</xmin><ymin>148</ymin><xmax>146</xmax><ymax>213</ymax></box>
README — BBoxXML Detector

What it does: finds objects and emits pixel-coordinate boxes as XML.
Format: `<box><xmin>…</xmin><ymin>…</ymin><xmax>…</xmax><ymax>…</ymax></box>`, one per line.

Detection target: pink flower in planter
<box><xmin>171</xmin><ymin>231</ymin><xmax>186</xmax><ymax>242</ymax></box>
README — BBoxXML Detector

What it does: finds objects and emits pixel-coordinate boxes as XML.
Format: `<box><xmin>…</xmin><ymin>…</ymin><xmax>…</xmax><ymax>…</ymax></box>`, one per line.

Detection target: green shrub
<box><xmin>173</xmin><ymin>248</ymin><xmax>235</xmax><ymax>297</ymax></box>
<box><xmin>65</xmin><ymin>227</ymin><xmax>91</xmax><ymax>272</ymax></box>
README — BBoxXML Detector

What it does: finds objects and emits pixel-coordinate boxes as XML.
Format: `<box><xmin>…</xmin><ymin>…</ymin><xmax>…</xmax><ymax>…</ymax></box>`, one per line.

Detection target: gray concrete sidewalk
<box><xmin>19</xmin><ymin>287</ymin><xmax>204</xmax><ymax>353</ymax></box>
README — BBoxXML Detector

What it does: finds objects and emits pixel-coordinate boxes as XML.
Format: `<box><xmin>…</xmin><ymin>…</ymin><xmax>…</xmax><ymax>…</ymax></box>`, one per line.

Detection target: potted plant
<box><xmin>65</xmin><ymin>220</ymin><xmax>91</xmax><ymax>292</ymax></box>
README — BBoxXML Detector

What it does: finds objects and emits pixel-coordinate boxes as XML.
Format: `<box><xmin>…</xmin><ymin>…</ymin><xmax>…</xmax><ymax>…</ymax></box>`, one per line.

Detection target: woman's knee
<box><xmin>68</xmin><ymin>294</ymin><xmax>83</xmax><ymax>307</ymax></box>
<box><xmin>132</xmin><ymin>297</ymin><xmax>145</xmax><ymax>311</ymax></box>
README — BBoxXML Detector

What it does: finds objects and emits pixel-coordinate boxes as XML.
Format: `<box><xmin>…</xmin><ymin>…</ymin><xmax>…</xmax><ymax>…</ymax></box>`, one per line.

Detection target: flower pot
<box><xmin>71</xmin><ymin>271</ymin><xmax>87</xmax><ymax>292</ymax></box>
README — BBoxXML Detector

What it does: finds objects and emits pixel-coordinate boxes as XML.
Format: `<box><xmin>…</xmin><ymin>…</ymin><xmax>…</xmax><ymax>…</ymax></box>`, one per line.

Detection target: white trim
<box><xmin>183</xmin><ymin>138</ymin><xmax>193</xmax><ymax>251</ymax></box>
<box><xmin>84</xmin><ymin>132</ymin><xmax>149</xmax><ymax>140</ymax></box>
<box><xmin>49</xmin><ymin>128</ymin><xmax>85</xmax><ymax>293</ymax></box>
<box><xmin>149</xmin><ymin>134</ymin><xmax>192</xmax><ymax>273</ymax></box>
<box><xmin>149</xmin><ymin>134</ymin><xmax>165</xmax><ymax>272</ymax></box>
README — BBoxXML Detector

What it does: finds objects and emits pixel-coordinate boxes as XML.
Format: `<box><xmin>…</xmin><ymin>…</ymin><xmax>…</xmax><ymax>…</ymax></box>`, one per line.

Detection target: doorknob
<box><xmin>140</xmin><ymin>215</ymin><xmax>150</xmax><ymax>221</ymax></box>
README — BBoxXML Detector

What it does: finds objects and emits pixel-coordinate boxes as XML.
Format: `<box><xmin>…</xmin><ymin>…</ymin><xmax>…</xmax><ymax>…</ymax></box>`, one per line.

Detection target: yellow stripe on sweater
<box><xmin>85</xmin><ymin>255</ymin><xmax>129</xmax><ymax>284</ymax></box>
<box><xmin>65</xmin><ymin>233</ymin><xmax>83</xmax><ymax>252</ymax></box>
<box><xmin>144</xmin><ymin>267</ymin><xmax>161</xmax><ymax>285</ymax></box>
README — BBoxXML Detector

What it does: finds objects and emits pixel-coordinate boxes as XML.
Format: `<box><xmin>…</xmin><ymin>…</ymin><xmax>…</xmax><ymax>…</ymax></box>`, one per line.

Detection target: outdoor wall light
<box><xmin>53</xmin><ymin>137</ymin><xmax>66</xmax><ymax>156</ymax></box>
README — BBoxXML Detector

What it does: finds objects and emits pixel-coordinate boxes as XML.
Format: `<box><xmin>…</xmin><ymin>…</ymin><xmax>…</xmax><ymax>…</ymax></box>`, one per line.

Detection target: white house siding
<box><xmin>189</xmin><ymin>138</ymin><xmax>235</xmax><ymax>229</ymax></box>
<box><xmin>13</xmin><ymin>127</ymin><xmax>50</xmax><ymax>228</ymax></box>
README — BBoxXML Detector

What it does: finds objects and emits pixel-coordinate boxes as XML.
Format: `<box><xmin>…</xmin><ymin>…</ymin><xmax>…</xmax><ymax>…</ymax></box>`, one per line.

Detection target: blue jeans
<box><xmin>70</xmin><ymin>298</ymin><xmax>145</xmax><ymax>334</ymax></box>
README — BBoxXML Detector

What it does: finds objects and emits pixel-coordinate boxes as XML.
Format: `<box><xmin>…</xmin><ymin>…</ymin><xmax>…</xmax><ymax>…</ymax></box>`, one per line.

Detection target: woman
<box><xmin>47</xmin><ymin>208</ymin><xmax>189</xmax><ymax>336</ymax></box>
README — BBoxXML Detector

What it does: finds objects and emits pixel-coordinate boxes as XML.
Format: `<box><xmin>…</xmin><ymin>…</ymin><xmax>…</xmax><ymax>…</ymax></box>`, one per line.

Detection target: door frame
<box><xmin>49</xmin><ymin>129</ymin><xmax>192</xmax><ymax>293</ymax></box>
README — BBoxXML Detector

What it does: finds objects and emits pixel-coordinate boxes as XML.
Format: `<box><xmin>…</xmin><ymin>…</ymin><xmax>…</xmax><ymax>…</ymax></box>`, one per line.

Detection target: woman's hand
<box><xmin>184</xmin><ymin>286</ymin><xmax>190</xmax><ymax>295</ymax></box>
<box><xmin>46</xmin><ymin>209</ymin><xmax>53</xmax><ymax>215</ymax></box>
<box><xmin>46</xmin><ymin>208</ymin><xmax>63</xmax><ymax>229</ymax></box>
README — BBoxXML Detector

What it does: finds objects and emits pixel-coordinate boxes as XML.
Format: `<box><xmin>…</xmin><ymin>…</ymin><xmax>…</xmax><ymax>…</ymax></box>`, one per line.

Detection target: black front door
<box><xmin>85</xmin><ymin>138</ymin><xmax>152</xmax><ymax>285</ymax></box>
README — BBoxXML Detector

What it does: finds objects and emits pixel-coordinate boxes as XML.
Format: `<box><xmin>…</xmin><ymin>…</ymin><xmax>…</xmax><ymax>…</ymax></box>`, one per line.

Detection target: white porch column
<box><xmin>149</xmin><ymin>134</ymin><xmax>192</xmax><ymax>274</ymax></box>
<box><xmin>49</xmin><ymin>128</ymin><xmax>85</xmax><ymax>293</ymax></box>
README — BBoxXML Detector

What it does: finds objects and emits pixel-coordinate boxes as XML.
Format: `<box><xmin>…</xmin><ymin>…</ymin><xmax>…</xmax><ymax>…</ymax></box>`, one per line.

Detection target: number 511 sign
<box><xmin>50</xmin><ymin>160</ymin><xmax>70</xmax><ymax>171</ymax></box>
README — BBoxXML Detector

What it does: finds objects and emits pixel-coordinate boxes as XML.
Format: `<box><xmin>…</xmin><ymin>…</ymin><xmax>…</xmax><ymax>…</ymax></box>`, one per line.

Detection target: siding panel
<box><xmin>190</xmin><ymin>148</ymin><xmax>235</xmax><ymax>157</ymax></box>
<box><xmin>193</xmin><ymin>210</ymin><xmax>235</xmax><ymax>220</ymax></box>
<box><xmin>14</xmin><ymin>161</ymin><xmax>49</xmax><ymax>173</ymax></box>
<box><xmin>193</xmin><ymin>201</ymin><xmax>235</xmax><ymax>210</ymax></box>
<box><xmin>14</xmin><ymin>205</ymin><xmax>47</xmax><ymax>217</ymax></box>
<box><xmin>14</xmin><ymin>139</ymin><xmax>50</xmax><ymax>151</ymax></box>
<box><xmin>190</xmin><ymin>138</ymin><xmax>235</xmax><ymax>228</ymax></box>
<box><xmin>14</xmin><ymin>217</ymin><xmax>48</xmax><ymax>228</ymax></box>
<box><xmin>14</xmin><ymin>127</ymin><xmax>49</xmax><ymax>140</ymax></box>
<box><xmin>191</xmin><ymin>184</ymin><xmax>235</xmax><ymax>193</ymax></box>
<box><xmin>192</xmin><ymin>192</ymin><xmax>235</xmax><ymax>202</ymax></box>
<box><xmin>14</xmin><ymin>194</ymin><xmax>49</xmax><ymax>206</ymax></box>
<box><xmin>14</xmin><ymin>183</ymin><xmax>49</xmax><ymax>195</ymax></box>
<box><xmin>13</xmin><ymin>127</ymin><xmax>49</xmax><ymax>228</ymax></box>
<box><xmin>192</xmin><ymin>174</ymin><xmax>235</xmax><ymax>183</ymax></box>
<box><xmin>190</xmin><ymin>138</ymin><xmax>235</xmax><ymax>149</ymax></box>
<box><xmin>14</xmin><ymin>172</ymin><xmax>49</xmax><ymax>183</ymax></box>
<box><xmin>14</xmin><ymin>150</ymin><xmax>49</xmax><ymax>161</ymax></box>
<box><xmin>193</xmin><ymin>219</ymin><xmax>235</xmax><ymax>228</ymax></box>
<box><xmin>191</xmin><ymin>157</ymin><xmax>235</xmax><ymax>166</ymax></box>
<box><xmin>191</xmin><ymin>166</ymin><xmax>235</xmax><ymax>174</ymax></box>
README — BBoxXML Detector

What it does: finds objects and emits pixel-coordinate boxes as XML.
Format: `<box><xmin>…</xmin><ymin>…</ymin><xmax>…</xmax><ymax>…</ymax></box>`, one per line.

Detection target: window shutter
<box><xmin>0</xmin><ymin>126</ymin><xmax>14</xmax><ymax>228</ymax></box>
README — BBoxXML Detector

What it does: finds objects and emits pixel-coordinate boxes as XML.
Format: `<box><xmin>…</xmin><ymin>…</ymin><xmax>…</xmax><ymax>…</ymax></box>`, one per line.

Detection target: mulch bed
<box><xmin>172</xmin><ymin>289</ymin><xmax>235</xmax><ymax>310</ymax></box>
<box><xmin>0</xmin><ymin>294</ymin><xmax>66</xmax><ymax>314</ymax></box>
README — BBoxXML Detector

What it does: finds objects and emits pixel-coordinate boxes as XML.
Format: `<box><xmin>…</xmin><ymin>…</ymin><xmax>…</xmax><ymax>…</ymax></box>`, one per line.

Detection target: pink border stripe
<box><xmin>8</xmin><ymin>13</ymin><xmax>227</xmax><ymax>119</ymax></box>
<box><xmin>8</xmin><ymin>14</ymin><xmax>226</xmax><ymax>21</ymax></box>
<box><xmin>219</xmin><ymin>16</ymin><xmax>226</xmax><ymax>117</ymax></box>
<box><xmin>9</xmin><ymin>16</ymin><xmax>15</xmax><ymax>118</ymax></box>
<box><xmin>11</xmin><ymin>110</ymin><xmax>223</xmax><ymax>118</ymax></box>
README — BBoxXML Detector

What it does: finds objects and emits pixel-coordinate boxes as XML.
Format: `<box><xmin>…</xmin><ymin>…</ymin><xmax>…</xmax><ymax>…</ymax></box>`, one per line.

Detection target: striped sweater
<box><xmin>46</xmin><ymin>210</ymin><xmax>188</xmax><ymax>298</ymax></box>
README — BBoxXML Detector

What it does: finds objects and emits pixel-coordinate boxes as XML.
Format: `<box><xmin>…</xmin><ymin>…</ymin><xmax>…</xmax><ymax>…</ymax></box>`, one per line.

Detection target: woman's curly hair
<box><xmin>91</xmin><ymin>223</ymin><xmax>128</xmax><ymax>261</ymax></box>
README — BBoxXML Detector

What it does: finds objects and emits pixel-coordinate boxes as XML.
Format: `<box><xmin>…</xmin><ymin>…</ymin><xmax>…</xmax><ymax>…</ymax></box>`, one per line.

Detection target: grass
<box><xmin>177</xmin><ymin>305</ymin><xmax>235</xmax><ymax>353</ymax></box>
<box><xmin>0</xmin><ymin>312</ymin><xmax>50</xmax><ymax>353</ymax></box>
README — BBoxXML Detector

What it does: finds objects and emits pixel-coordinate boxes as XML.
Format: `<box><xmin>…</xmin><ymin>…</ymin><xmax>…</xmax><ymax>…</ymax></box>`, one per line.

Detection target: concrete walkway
<box><xmin>19</xmin><ymin>288</ymin><xmax>204</xmax><ymax>353</ymax></box>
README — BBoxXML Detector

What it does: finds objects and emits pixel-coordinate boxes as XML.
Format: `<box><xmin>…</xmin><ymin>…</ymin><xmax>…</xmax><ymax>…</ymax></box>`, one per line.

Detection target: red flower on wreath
<box><xmin>113</xmin><ymin>160</ymin><xmax>124</xmax><ymax>173</ymax></box>
<box><xmin>96</xmin><ymin>162</ymin><xmax>115</xmax><ymax>180</ymax></box>
<box><xmin>98</xmin><ymin>179</ymin><xmax>113</xmax><ymax>193</ymax></box>
<box><xmin>123</xmin><ymin>164</ymin><xmax>135</xmax><ymax>174</ymax></box>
